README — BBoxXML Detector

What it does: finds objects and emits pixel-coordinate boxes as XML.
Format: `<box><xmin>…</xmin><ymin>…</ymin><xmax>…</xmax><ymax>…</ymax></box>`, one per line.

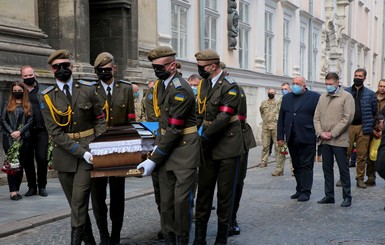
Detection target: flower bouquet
<box><xmin>280</xmin><ymin>144</ymin><xmax>289</xmax><ymax>155</ymax></box>
<box><xmin>1</xmin><ymin>140</ymin><xmax>22</xmax><ymax>175</ymax></box>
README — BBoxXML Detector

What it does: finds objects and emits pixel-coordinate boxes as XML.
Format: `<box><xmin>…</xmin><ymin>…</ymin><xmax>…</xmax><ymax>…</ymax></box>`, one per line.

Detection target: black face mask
<box><xmin>268</xmin><ymin>93</ymin><xmax>275</xmax><ymax>99</ymax></box>
<box><xmin>13</xmin><ymin>92</ymin><xmax>23</xmax><ymax>99</ymax></box>
<box><xmin>152</xmin><ymin>64</ymin><xmax>171</xmax><ymax>80</ymax></box>
<box><xmin>97</xmin><ymin>73</ymin><xmax>113</xmax><ymax>83</ymax></box>
<box><xmin>198</xmin><ymin>65</ymin><xmax>210</xmax><ymax>79</ymax></box>
<box><xmin>54</xmin><ymin>66</ymin><xmax>72</xmax><ymax>82</ymax></box>
<box><xmin>23</xmin><ymin>77</ymin><xmax>36</xmax><ymax>85</ymax></box>
<box><xmin>353</xmin><ymin>78</ymin><xmax>364</xmax><ymax>86</ymax></box>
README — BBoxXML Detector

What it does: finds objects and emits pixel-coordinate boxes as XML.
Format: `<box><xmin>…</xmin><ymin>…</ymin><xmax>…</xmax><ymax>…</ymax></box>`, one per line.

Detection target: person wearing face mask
<box><xmin>277</xmin><ymin>76</ymin><xmax>320</xmax><ymax>202</ymax></box>
<box><xmin>342</xmin><ymin>68</ymin><xmax>377</xmax><ymax>189</ymax></box>
<box><xmin>91</xmin><ymin>52</ymin><xmax>135</xmax><ymax>245</ymax></box>
<box><xmin>20</xmin><ymin>66</ymin><xmax>49</xmax><ymax>198</ymax></box>
<box><xmin>40</xmin><ymin>49</ymin><xmax>107</xmax><ymax>245</ymax></box>
<box><xmin>1</xmin><ymin>82</ymin><xmax>33</xmax><ymax>201</ymax></box>
<box><xmin>314</xmin><ymin>72</ymin><xmax>355</xmax><ymax>207</ymax></box>
<box><xmin>259</xmin><ymin>88</ymin><xmax>283</xmax><ymax>172</ymax></box>
<box><xmin>136</xmin><ymin>46</ymin><xmax>201</xmax><ymax>244</ymax></box>
<box><xmin>188</xmin><ymin>74</ymin><xmax>201</xmax><ymax>98</ymax></box>
<box><xmin>193</xmin><ymin>49</ymin><xmax>244</xmax><ymax>245</ymax></box>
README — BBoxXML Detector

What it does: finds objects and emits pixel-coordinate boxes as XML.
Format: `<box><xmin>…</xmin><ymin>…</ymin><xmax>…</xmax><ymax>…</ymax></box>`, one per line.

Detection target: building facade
<box><xmin>0</xmin><ymin>0</ymin><xmax>384</xmax><ymax>144</ymax></box>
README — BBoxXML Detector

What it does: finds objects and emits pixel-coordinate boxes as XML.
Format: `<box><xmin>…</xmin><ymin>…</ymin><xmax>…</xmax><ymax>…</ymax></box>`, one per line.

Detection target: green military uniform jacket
<box><xmin>141</xmin><ymin>87</ymin><xmax>158</xmax><ymax>122</ymax></box>
<box><xmin>40</xmin><ymin>80</ymin><xmax>107</xmax><ymax>172</ymax></box>
<box><xmin>150</xmin><ymin>73</ymin><xmax>201</xmax><ymax>170</ymax></box>
<box><xmin>198</xmin><ymin>71</ymin><xmax>244</xmax><ymax>160</ymax></box>
<box><xmin>95</xmin><ymin>80</ymin><xmax>135</xmax><ymax>126</ymax></box>
<box><xmin>238</xmin><ymin>87</ymin><xmax>257</xmax><ymax>150</ymax></box>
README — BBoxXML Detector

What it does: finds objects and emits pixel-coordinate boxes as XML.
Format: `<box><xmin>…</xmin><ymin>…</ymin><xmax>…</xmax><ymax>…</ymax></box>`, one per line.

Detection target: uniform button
<box><xmin>110</xmin><ymin>117</ymin><xmax>113</xmax><ymax>120</ymax></box>
<box><xmin>183</xmin><ymin>141</ymin><xmax>186</xmax><ymax>144</ymax></box>
<box><xmin>110</xmin><ymin>108</ymin><xmax>113</xmax><ymax>111</ymax></box>
<box><xmin>294</xmin><ymin>113</ymin><xmax>296</xmax><ymax>115</ymax></box>
<box><xmin>72</xmin><ymin>112</ymin><xmax>75</xmax><ymax>115</ymax></box>
<box><xmin>122</xmin><ymin>105</ymin><xmax>125</xmax><ymax>107</ymax></box>
<box><xmin>230</xmin><ymin>133</ymin><xmax>233</xmax><ymax>136</ymax></box>
<box><xmin>85</xmin><ymin>106</ymin><xmax>88</xmax><ymax>109</ymax></box>
<box><xmin>73</xmin><ymin>122</ymin><xmax>77</xmax><ymax>125</ymax></box>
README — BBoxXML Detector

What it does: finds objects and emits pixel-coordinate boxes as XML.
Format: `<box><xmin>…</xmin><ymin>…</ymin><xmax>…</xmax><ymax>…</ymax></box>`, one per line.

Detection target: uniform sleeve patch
<box><xmin>172</xmin><ymin>78</ymin><xmax>182</xmax><ymax>88</ymax></box>
<box><xmin>40</xmin><ymin>102</ymin><xmax>45</xmax><ymax>109</ymax></box>
<box><xmin>174</xmin><ymin>93</ymin><xmax>185</xmax><ymax>102</ymax></box>
<box><xmin>228</xmin><ymin>89</ymin><xmax>237</xmax><ymax>96</ymax></box>
<box><xmin>225</xmin><ymin>76</ymin><xmax>236</xmax><ymax>84</ymax></box>
<box><xmin>148</xmin><ymin>93</ymin><xmax>153</xmax><ymax>100</ymax></box>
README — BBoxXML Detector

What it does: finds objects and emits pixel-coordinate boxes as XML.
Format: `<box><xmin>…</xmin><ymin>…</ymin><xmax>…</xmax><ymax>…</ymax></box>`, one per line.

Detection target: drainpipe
<box><xmin>382</xmin><ymin>0</ymin><xmax>385</xmax><ymax>78</ymax></box>
<box><xmin>200</xmin><ymin>0</ymin><xmax>206</xmax><ymax>51</ymax></box>
<box><xmin>347</xmin><ymin>2</ymin><xmax>352</xmax><ymax>85</ymax></box>
<box><xmin>308</xmin><ymin>0</ymin><xmax>314</xmax><ymax>88</ymax></box>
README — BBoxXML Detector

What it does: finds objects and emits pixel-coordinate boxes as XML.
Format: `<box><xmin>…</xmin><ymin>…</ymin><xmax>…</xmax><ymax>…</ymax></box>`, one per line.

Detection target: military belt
<box><xmin>67</xmin><ymin>128</ymin><xmax>95</xmax><ymax>139</ymax></box>
<box><xmin>160</xmin><ymin>126</ymin><xmax>198</xmax><ymax>136</ymax></box>
<box><xmin>203</xmin><ymin>115</ymin><xmax>238</xmax><ymax>126</ymax></box>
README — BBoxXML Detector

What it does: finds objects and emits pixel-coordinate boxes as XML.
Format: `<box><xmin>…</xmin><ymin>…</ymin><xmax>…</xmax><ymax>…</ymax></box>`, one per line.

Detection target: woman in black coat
<box><xmin>1</xmin><ymin>81</ymin><xmax>33</xmax><ymax>200</ymax></box>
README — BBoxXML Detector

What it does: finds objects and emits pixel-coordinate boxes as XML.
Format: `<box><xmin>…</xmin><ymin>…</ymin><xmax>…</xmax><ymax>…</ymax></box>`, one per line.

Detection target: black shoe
<box><xmin>297</xmin><ymin>194</ymin><xmax>310</xmax><ymax>202</ymax></box>
<box><xmin>10</xmin><ymin>194</ymin><xmax>19</xmax><ymax>201</ymax></box>
<box><xmin>290</xmin><ymin>192</ymin><xmax>300</xmax><ymax>199</ymax></box>
<box><xmin>232</xmin><ymin>220</ymin><xmax>240</xmax><ymax>235</ymax></box>
<box><xmin>341</xmin><ymin>199</ymin><xmax>352</xmax><ymax>207</ymax></box>
<box><xmin>38</xmin><ymin>188</ymin><xmax>48</xmax><ymax>197</ymax></box>
<box><xmin>336</xmin><ymin>179</ymin><xmax>342</xmax><ymax>187</ymax></box>
<box><xmin>349</xmin><ymin>162</ymin><xmax>356</xmax><ymax>167</ymax></box>
<box><xmin>16</xmin><ymin>194</ymin><xmax>22</xmax><ymax>199</ymax></box>
<box><xmin>317</xmin><ymin>196</ymin><xmax>335</xmax><ymax>204</ymax></box>
<box><xmin>25</xmin><ymin>188</ymin><xmax>37</xmax><ymax>196</ymax></box>
<box><xmin>157</xmin><ymin>231</ymin><xmax>164</xmax><ymax>240</ymax></box>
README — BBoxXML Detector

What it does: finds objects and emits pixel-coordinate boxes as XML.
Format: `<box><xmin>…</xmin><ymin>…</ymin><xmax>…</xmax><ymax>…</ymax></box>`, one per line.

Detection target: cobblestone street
<box><xmin>1</xmin><ymin>156</ymin><xmax>385</xmax><ymax>245</ymax></box>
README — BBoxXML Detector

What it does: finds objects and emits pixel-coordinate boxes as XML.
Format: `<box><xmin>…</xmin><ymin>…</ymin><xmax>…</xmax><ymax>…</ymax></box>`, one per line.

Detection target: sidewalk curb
<box><xmin>0</xmin><ymin>187</ymin><xmax>155</xmax><ymax>238</ymax></box>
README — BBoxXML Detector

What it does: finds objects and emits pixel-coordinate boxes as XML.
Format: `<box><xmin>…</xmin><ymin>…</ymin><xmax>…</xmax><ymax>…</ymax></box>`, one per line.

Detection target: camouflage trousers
<box><xmin>261</xmin><ymin>127</ymin><xmax>286</xmax><ymax>170</ymax></box>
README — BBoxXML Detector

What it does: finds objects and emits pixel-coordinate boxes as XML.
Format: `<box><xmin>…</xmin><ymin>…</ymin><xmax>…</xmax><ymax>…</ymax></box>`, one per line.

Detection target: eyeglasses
<box><xmin>51</xmin><ymin>62</ymin><xmax>71</xmax><ymax>70</ymax></box>
<box><xmin>96</xmin><ymin>67</ymin><xmax>113</xmax><ymax>74</ymax></box>
<box><xmin>152</xmin><ymin>62</ymin><xmax>174</xmax><ymax>70</ymax></box>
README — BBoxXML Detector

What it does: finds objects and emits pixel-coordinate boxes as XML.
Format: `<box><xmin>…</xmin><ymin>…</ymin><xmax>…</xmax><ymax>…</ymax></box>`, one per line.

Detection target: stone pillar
<box><xmin>39</xmin><ymin>0</ymin><xmax>95</xmax><ymax>80</ymax></box>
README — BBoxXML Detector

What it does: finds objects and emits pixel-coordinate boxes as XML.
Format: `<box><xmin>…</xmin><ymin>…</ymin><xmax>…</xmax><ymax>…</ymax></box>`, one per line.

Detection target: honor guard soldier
<box><xmin>91</xmin><ymin>52</ymin><xmax>135</xmax><ymax>245</ymax></box>
<box><xmin>40</xmin><ymin>50</ymin><xmax>106</xmax><ymax>245</ymax></box>
<box><xmin>137</xmin><ymin>46</ymin><xmax>201</xmax><ymax>244</ymax></box>
<box><xmin>141</xmin><ymin>80</ymin><xmax>158</xmax><ymax>122</ymax></box>
<box><xmin>193</xmin><ymin>49</ymin><xmax>244</xmax><ymax>245</ymax></box>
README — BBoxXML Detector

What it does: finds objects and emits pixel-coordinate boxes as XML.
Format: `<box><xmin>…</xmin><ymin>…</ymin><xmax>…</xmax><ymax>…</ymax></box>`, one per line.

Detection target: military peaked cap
<box><xmin>147</xmin><ymin>46</ymin><xmax>176</xmax><ymax>61</ymax></box>
<box><xmin>94</xmin><ymin>52</ymin><xmax>114</xmax><ymax>68</ymax></box>
<box><xmin>195</xmin><ymin>49</ymin><xmax>220</xmax><ymax>61</ymax></box>
<box><xmin>48</xmin><ymin>49</ymin><xmax>72</xmax><ymax>65</ymax></box>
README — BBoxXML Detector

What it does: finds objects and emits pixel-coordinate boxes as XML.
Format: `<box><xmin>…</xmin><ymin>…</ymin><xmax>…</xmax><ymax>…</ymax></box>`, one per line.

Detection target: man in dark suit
<box><xmin>137</xmin><ymin>46</ymin><xmax>201</xmax><ymax>244</ymax></box>
<box><xmin>91</xmin><ymin>52</ymin><xmax>135</xmax><ymax>245</ymax></box>
<box><xmin>277</xmin><ymin>76</ymin><xmax>320</xmax><ymax>202</ymax></box>
<box><xmin>41</xmin><ymin>49</ymin><xmax>107</xmax><ymax>244</ymax></box>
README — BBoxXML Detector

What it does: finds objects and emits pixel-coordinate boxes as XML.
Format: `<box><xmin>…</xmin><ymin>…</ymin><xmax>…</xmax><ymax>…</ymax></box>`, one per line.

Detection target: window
<box><xmin>239</xmin><ymin>1</ymin><xmax>250</xmax><ymax>68</ymax></box>
<box><xmin>204</xmin><ymin>0</ymin><xmax>218</xmax><ymax>49</ymax></box>
<box><xmin>300</xmin><ymin>25</ymin><xmax>307</xmax><ymax>76</ymax></box>
<box><xmin>265</xmin><ymin>11</ymin><xmax>274</xmax><ymax>73</ymax></box>
<box><xmin>283</xmin><ymin>18</ymin><xmax>291</xmax><ymax>76</ymax></box>
<box><xmin>171</xmin><ymin>3</ymin><xmax>188</xmax><ymax>58</ymax></box>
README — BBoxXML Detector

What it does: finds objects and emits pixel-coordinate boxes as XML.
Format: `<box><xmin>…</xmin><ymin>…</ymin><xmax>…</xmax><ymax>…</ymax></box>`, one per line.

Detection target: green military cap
<box><xmin>195</xmin><ymin>49</ymin><xmax>220</xmax><ymax>61</ymax></box>
<box><xmin>147</xmin><ymin>46</ymin><xmax>176</xmax><ymax>61</ymax></box>
<box><xmin>94</xmin><ymin>52</ymin><xmax>114</xmax><ymax>68</ymax></box>
<box><xmin>47</xmin><ymin>49</ymin><xmax>72</xmax><ymax>65</ymax></box>
<box><xmin>219</xmin><ymin>62</ymin><xmax>226</xmax><ymax>69</ymax></box>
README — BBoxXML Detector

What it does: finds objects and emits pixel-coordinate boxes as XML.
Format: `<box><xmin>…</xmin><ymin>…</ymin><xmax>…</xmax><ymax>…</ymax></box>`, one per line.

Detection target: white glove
<box><xmin>137</xmin><ymin>159</ymin><xmax>156</xmax><ymax>176</ymax></box>
<box><xmin>83</xmin><ymin>152</ymin><xmax>93</xmax><ymax>164</ymax></box>
<box><xmin>152</xmin><ymin>145</ymin><xmax>158</xmax><ymax>154</ymax></box>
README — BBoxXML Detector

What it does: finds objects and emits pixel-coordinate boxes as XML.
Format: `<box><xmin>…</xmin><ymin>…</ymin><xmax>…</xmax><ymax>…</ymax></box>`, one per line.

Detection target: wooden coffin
<box><xmin>89</xmin><ymin>123</ymin><xmax>155</xmax><ymax>177</ymax></box>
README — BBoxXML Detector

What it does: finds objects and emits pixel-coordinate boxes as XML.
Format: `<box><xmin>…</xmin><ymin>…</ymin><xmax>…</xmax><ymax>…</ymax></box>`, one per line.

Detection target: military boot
<box><xmin>176</xmin><ymin>235</ymin><xmax>189</xmax><ymax>245</ymax></box>
<box><xmin>71</xmin><ymin>227</ymin><xmax>84</xmax><ymax>245</ymax></box>
<box><xmin>193</xmin><ymin>222</ymin><xmax>207</xmax><ymax>245</ymax></box>
<box><xmin>365</xmin><ymin>177</ymin><xmax>376</xmax><ymax>186</ymax></box>
<box><xmin>214</xmin><ymin>223</ymin><xmax>228</xmax><ymax>245</ymax></box>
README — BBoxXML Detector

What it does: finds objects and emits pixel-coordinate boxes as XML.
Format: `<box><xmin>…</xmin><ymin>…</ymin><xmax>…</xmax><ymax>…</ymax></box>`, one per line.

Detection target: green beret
<box><xmin>220</xmin><ymin>62</ymin><xmax>226</xmax><ymax>69</ymax></box>
<box><xmin>47</xmin><ymin>49</ymin><xmax>72</xmax><ymax>65</ymax></box>
<box><xmin>195</xmin><ymin>49</ymin><xmax>220</xmax><ymax>61</ymax></box>
<box><xmin>94</xmin><ymin>52</ymin><xmax>114</xmax><ymax>68</ymax></box>
<box><xmin>148</xmin><ymin>46</ymin><xmax>176</xmax><ymax>61</ymax></box>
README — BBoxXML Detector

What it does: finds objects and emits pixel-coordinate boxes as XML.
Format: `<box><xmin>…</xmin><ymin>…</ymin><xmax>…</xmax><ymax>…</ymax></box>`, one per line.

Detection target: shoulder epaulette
<box><xmin>224</xmin><ymin>76</ymin><xmax>236</xmax><ymax>84</ymax></box>
<box><xmin>171</xmin><ymin>78</ymin><xmax>182</xmax><ymax>88</ymax></box>
<box><xmin>118</xmin><ymin>80</ymin><xmax>132</xmax><ymax>85</ymax></box>
<box><xmin>41</xmin><ymin>86</ymin><xmax>54</xmax><ymax>95</ymax></box>
<box><xmin>78</xmin><ymin>80</ymin><xmax>97</xmax><ymax>86</ymax></box>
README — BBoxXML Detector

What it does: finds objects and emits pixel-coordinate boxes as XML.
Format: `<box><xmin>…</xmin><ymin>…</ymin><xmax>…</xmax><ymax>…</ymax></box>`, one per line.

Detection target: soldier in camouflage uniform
<box><xmin>41</xmin><ymin>50</ymin><xmax>106</xmax><ymax>244</ymax></box>
<box><xmin>137</xmin><ymin>46</ymin><xmax>201</xmax><ymax>245</ymax></box>
<box><xmin>259</xmin><ymin>88</ymin><xmax>285</xmax><ymax>175</ymax></box>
